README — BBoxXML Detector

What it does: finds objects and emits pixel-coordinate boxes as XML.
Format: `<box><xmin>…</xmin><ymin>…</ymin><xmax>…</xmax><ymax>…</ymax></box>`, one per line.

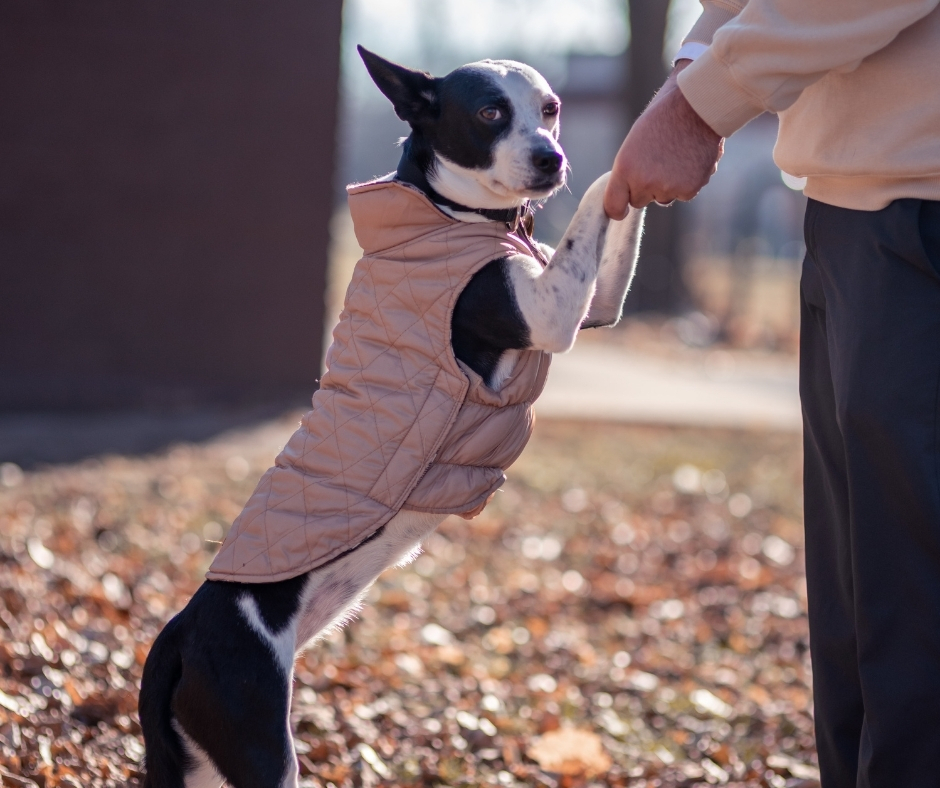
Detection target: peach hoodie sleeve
<box><xmin>676</xmin><ymin>0</ymin><xmax>940</xmax><ymax>137</ymax></box>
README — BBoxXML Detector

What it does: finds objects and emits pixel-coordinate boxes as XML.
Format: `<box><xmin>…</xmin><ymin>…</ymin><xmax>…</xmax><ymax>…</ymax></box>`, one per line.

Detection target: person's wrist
<box><xmin>657</xmin><ymin>59</ymin><xmax>691</xmax><ymax>97</ymax></box>
<box><xmin>654</xmin><ymin>59</ymin><xmax>691</xmax><ymax>105</ymax></box>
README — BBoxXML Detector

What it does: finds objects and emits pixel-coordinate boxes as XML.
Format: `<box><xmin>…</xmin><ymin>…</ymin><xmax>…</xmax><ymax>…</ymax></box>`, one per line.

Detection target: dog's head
<box><xmin>359</xmin><ymin>46</ymin><xmax>567</xmax><ymax>211</ymax></box>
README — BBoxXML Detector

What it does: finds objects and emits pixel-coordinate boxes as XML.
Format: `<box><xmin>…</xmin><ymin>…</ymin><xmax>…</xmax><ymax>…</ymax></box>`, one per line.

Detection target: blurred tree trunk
<box><xmin>623</xmin><ymin>0</ymin><xmax>690</xmax><ymax>314</ymax></box>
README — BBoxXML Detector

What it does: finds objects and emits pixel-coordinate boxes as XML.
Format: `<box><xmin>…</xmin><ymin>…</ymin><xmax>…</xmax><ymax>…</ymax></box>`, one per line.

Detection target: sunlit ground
<box><xmin>0</xmin><ymin>418</ymin><xmax>816</xmax><ymax>788</ymax></box>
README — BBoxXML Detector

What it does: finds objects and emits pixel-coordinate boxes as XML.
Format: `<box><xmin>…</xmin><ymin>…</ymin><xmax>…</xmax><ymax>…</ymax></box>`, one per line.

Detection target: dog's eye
<box><xmin>479</xmin><ymin>107</ymin><xmax>502</xmax><ymax>121</ymax></box>
<box><xmin>543</xmin><ymin>102</ymin><xmax>560</xmax><ymax>117</ymax></box>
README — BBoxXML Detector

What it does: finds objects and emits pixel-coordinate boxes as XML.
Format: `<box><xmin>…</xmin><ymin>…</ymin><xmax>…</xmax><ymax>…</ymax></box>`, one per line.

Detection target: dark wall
<box><xmin>0</xmin><ymin>1</ymin><xmax>343</xmax><ymax>410</ymax></box>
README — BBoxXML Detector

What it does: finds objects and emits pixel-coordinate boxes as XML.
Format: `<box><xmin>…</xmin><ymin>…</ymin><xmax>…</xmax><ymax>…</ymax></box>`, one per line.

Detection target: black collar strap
<box><xmin>423</xmin><ymin>182</ymin><xmax>531</xmax><ymax>233</ymax></box>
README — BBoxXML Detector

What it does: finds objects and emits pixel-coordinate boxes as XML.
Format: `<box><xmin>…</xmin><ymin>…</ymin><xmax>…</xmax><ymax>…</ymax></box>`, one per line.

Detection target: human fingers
<box><xmin>603</xmin><ymin>168</ymin><xmax>632</xmax><ymax>220</ymax></box>
<box><xmin>671</xmin><ymin>181</ymin><xmax>705</xmax><ymax>203</ymax></box>
<box><xmin>628</xmin><ymin>180</ymin><xmax>656</xmax><ymax>209</ymax></box>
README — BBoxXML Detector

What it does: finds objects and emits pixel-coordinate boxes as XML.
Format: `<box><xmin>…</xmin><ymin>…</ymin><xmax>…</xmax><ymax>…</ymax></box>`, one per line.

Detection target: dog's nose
<box><xmin>532</xmin><ymin>149</ymin><xmax>564</xmax><ymax>175</ymax></box>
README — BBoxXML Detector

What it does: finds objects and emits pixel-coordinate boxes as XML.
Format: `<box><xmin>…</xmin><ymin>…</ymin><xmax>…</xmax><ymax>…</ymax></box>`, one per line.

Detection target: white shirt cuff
<box><xmin>674</xmin><ymin>42</ymin><xmax>708</xmax><ymax>64</ymax></box>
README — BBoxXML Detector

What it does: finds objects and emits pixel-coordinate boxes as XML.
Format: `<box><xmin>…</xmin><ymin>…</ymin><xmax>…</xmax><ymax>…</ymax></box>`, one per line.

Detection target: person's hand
<box><xmin>604</xmin><ymin>61</ymin><xmax>724</xmax><ymax>218</ymax></box>
<box><xmin>458</xmin><ymin>493</ymin><xmax>495</xmax><ymax>520</ymax></box>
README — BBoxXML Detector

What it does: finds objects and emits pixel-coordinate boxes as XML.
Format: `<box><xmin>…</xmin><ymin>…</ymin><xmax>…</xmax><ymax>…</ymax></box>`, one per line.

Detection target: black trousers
<box><xmin>800</xmin><ymin>197</ymin><xmax>940</xmax><ymax>787</ymax></box>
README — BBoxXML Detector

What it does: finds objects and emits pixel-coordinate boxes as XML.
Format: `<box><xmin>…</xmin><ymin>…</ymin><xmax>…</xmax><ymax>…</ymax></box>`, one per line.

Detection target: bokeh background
<box><xmin>0</xmin><ymin>2</ymin><xmax>817</xmax><ymax>787</ymax></box>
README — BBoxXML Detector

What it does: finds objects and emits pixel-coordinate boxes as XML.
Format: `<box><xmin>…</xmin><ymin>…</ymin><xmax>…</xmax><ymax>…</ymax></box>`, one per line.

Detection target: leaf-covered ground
<box><xmin>0</xmin><ymin>418</ymin><xmax>817</xmax><ymax>788</ymax></box>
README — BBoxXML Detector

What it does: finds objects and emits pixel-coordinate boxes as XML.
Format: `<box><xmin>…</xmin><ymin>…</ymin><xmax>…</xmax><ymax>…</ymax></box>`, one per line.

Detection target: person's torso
<box><xmin>775</xmin><ymin>6</ymin><xmax>940</xmax><ymax>210</ymax></box>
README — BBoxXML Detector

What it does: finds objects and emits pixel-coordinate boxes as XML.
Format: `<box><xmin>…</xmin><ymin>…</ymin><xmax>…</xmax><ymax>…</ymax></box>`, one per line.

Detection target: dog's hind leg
<box><xmin>174</xmin><ymin>657</ymin><xmax>298</xmax><ymax>788</ymax></box>
<box><xmin>157</xmin><ymin>512</ymin><xmax>444</xmax><ymax>787</ymax></box>
<box><xmin>141</xmin><ymin>615</ymin><xmax>190</xmax><ymax>788</ymax></box>
<box><xmin>168</xmin><ymin>580</ymin><xmax>305</xmax><ymax>788</ymax></box>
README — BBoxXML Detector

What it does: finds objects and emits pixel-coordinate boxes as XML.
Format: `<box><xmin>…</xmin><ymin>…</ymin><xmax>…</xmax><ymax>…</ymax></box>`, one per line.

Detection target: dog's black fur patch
<box><xmin>452</xmin><ymin>260</ymin><xmax>531</xmax><ymax>382</ymax></box>
<box><xmin>424</xmin><ymin>69</ymin><xmax>512</xmax><ymax>171</ymax></box>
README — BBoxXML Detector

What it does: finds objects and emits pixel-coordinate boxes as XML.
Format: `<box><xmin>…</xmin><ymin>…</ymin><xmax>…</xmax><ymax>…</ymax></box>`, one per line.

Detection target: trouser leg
<box><xmin>799</xmin><ymin>251</ymin><xmax>863</xmax><ymax>787</ymax></box>
<box><xmin>800</xmin><ymin>198</ymin><xmax>940</xmax><ymax>787</ymax></box>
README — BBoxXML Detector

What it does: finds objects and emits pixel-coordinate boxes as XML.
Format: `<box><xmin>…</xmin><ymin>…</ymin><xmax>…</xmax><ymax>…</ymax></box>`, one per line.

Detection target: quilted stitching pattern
<box><xmin>207</xmin><ymin>181</ymin><xmax>551</xmax><ymax>583</ymax></box>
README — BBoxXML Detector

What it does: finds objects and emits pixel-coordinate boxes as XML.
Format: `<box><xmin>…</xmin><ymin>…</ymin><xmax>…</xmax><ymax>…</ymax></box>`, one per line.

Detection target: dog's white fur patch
<box><xmin>278</xmin><ymin>751</ymin><xmax>300</xmax><ymax>788</ymax></box>
<box><xmin>237</xmin><ymin>594</ymin><xmax>298</xmax><ymax>677</ymax></box>
<box><xmin>433</xmin><ymin>154</ymin><xmax>528</xmax><ymax>210</ymax></box>
<box><xmin>490</xmin><ymin>348</ymin><xmax>521</xmax><ymax>390</ymax></box>
<box><xmin>173</xmin><ymin>720</ymin><xmax>225</xmax><ymax>788</ymax></box>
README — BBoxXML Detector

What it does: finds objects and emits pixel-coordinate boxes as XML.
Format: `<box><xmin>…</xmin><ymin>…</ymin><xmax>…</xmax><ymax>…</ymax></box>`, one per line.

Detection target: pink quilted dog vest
<box><xmin>206</xmin><ymin>179</ymin><xmax>551</xmax><ymax>582</ymax></box>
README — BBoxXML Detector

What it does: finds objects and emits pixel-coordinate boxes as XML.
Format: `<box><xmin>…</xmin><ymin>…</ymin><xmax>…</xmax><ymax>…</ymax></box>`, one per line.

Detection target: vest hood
<box><xmin>347</xmin><ymin>179</ymin><xmax>460</xmax><ymax>255</ymax></box>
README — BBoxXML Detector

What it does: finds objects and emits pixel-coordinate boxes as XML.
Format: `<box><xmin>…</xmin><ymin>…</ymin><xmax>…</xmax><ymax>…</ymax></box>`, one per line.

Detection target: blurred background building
<box><xmin>1</xmin><ymin>1</ymin><xmax>343</xmax><ymax>412</ymax></box>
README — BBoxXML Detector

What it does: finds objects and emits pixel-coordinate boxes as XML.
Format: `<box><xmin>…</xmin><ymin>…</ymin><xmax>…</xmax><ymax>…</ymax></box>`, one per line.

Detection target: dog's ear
<box><xmin>358</xmin><ymin>46</ymin><xmax>437</xmax><ymax>125</ymax></box>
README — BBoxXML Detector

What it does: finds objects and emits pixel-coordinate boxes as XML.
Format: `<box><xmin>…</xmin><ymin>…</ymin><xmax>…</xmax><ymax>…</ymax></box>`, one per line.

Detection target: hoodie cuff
<box><xmin>676</xmin><ymin>47</ymin><xmax>765</xmax><ymax>137</ymax></box>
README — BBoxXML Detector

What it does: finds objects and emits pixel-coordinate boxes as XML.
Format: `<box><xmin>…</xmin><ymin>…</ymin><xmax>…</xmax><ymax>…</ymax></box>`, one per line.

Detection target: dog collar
<box><xmin>425</xmin><ymin>186</ymin><xmax>531</xmax><ymax>233</ymax></box>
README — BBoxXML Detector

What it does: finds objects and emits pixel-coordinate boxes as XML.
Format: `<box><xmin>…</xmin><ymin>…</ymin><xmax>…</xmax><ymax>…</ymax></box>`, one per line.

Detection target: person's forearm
<box><xmin>678</xmin><ymin>0</ymin><xmax>940</xmax><ymax>136</ymax></box>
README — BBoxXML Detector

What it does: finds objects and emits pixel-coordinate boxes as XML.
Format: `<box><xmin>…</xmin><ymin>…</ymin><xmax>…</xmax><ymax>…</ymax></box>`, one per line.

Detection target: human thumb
<box><xmin>603</xmin><ymin>174</ymin><xmax>630</xmax><ymax>220</ymax></box>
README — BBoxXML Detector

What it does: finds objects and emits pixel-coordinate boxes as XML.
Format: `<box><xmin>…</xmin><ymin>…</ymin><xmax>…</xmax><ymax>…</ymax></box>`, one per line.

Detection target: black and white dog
<box><xmin>139</xmin><ymin>48</ymin><xmax>644</xmax><ymax>788</ymax></box>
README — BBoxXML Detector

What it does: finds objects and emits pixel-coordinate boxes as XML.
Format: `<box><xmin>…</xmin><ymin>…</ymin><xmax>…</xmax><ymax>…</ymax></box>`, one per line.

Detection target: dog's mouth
<box><xmin>525</xmin><ymin>172</ymin><xmax>566</xmax><ymax>197</ymax></box>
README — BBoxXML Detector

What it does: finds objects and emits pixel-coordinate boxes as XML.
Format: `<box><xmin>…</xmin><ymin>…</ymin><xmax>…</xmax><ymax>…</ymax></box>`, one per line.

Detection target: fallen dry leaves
<box><xmin>527</xmin><ymin>728</ymin><xmax>612</xmax><ymax>777</ymax></box>
<box><xmin>0</xmin><ymin>417</ymin><xmax>819</xmax><ymax>787</ymax></box>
